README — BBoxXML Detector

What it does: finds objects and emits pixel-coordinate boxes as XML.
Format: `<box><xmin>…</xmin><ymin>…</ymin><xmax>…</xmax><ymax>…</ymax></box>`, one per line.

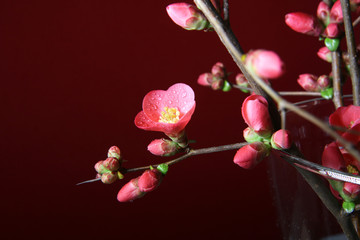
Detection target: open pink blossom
<box><xmin>329</xmin><ymin>105</ymin><xmax>360</xmax><ymax>145</ymax></box>
<box><xmin>241</xmin><ymin>94</ymin><xmax>273</xmax><ymax>138</ymax></box>
<box><xmin>135</xmin><ymin>83</ymin><xmax>195</xmax><ymax>135</ymax></box>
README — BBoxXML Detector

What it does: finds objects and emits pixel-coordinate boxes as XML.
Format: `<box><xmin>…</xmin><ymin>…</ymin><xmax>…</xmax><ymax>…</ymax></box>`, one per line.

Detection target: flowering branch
<box><xmin>340</xmin><ymin>0</ymin><xmax>360</xmax><ymax>106</ymax></box>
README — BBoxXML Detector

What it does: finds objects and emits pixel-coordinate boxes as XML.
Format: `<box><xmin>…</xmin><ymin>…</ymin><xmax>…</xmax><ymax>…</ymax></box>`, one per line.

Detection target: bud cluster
<box><xmin>94</xmin><ymin>146</ymin><xmax>124</xmax><ymax>184</ymax></box>
<box><xmin>197</xmin><ymin>62</ymin><xmax>231</xmax><ymax>91</ymax></box>
<box><xmin>297</xmin><ymin>74</ymin><xmax>331</xmax><ymax>92</ymax></box>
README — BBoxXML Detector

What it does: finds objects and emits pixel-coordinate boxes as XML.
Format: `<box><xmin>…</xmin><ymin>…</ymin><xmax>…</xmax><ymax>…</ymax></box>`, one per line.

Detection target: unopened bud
<box><xmin>101</xmin><ymin>172</ymin><xmax>118</xmax><ymax>184</ymax></box>
<box><xmin>330</xmin><ymin>0</ymin><xmax>343</xmax><ymax>23</ymax></box>
<box><xmin>245</xmin><ymin>50</ymin><xmax>285</xmax><ymax>79</ymax></box>
<box><xmin>233</xmin><ymin>142</ymin><xmax>270</xmax><ymax>169</ymax></box>
<box><xmin>324</xmin><ymin>23</ymin><xmax>340</xmax><ymax>38</ymax></box>
<box><xmin>317</xmin><ymin>1</ymin><xmax>330</xmax><ymax>24</ymax></box>
<box><xmin>211</xmin><ymin>79</ymin><xmax>224</xmax><ymax>90</ymax></box>
<box><xmin>271</xmin><ymin>129</ymin><xmax>292</xmax><ymax>150</ymax></box>
<box><xmin>117</xmin><ymin>178</ymin><xmax>145</xmax><ymax>202</ymax></box>
<box><xmin>166</xmin><ymin>3</ymin><xmax>210</xmax><ymax>30</ymax></box>
<box><xmin>297</xmin><ymin>74</ymin><xmax>319</xmax><ymax>92</ymax></box>
<box><xmin>243</xmin><ymin>127</ymin><xmax>264</xmax><ymax>143</ymax></box>
<box><xmin>107</xmin><ymin>146</ymin><xmax>121</xmax><ymax>160</ymax></box>
<box><xmin>102</xmin><ymin>157</ymin><xmax>120</xmax><ymax>172</ymax></box>
<box><xmin>317</xmin><ymin>75</ymin><xmax>330</xmax><ymax>89</ymax></box>
<box><xmin>197</xmin><ymin>73</ymin><xmax>213</xmax><ymax>86</ymax></box>
<box><xmin>211</xmin><ymin>62</ymin><xmax>226</xmax><ymax>79</ymax></box>
<box><xmin>138</xmin><ymin>169</ymin><xmax>163</xmax><ymax>193</ymax></box>
<box><xmin>317</xmin><ymin>46</ymin><xmax>332</xmax><ymax>62</ymax></box>
<box><xmin>285</xmin><ymin>12</ymin><xmax>322</xmax><ymax>36</ymax></box>
<box><xmin>147</xmin><ymin>138</ymin><xmax>180</xmax><ymax>156</ymax></box>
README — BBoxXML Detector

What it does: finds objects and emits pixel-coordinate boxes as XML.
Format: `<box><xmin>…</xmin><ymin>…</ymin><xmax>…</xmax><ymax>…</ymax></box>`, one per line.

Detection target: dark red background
<box><xmin>1</xmin><ymin>0</ymin><xmax>336</xmax><ymax>239</ymax></box>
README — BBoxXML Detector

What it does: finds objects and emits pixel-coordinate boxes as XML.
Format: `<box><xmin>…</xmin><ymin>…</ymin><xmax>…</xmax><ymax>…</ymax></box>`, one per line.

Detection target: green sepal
<box><xmin>342</xmin><ymin>201</ymin><xmax>355</xmax><ymax>213</ymax></box>
<box><xmin>149</xmin><ymin>165</ymin><xmax>154</xmax><ymax>170</ymax></box>
<box><xmin>157</xmin><ymin>164</ymin><xmax>169</xmax><ymax>175</ymax></box>
<box><xmin>117</xmin><ymin>171</ymin><xmax>124</xmax><ymax>179</ymax></box>
<box><xmin>222</xmin><ymin>80</ymin><xmax>232</xmax><ymax>92</ymax></box>
<box><xmin>324</xmin><ymin>38</ymin><xmax>340</xmax><ymax>52</ymax></box>
<box><xmin>320</xmin><ymin>88</ymin><xmax>333</xmax><ymax>99</ymax></box>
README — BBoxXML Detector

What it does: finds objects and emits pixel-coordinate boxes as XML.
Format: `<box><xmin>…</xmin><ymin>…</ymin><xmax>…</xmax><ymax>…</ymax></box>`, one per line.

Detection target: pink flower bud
<box><xmin>101</xmin><ymin>172</ymin><xmax>118</xmax><ymax>184</ymax></box>
<box><xmin>138</xmin><ymin>169</ymin><xmax>163</xmax><ymax>193</ymax></box>
<box><xmin>317</xmin><ymin>75</ymin><xmax>330</xmax><ymax>89</ymax></box>
<box><xmin>285</xmin><ymin>12</ymin><xmax>322</xmax><ymax>36</ymax></box>
<box><xmin>235</xmin><ymin>73</ymin><xmax>248</xmax><ymax>85</ymax></box>
<box><xmin>243</xmin><ymin>127</ymin><xmax>263</xmax><ymax>143</ymax></box>
<box><xmin>271</xmin><ymin>129</ymin><xmax>292</xmax><ymax>150</ymax></box>
<box><xmin>197</xmin><ymin>73</ymin><xmax>213</xmax><ymax>86</ymax></box>
<box><xmin>211</xmin><ymin>62</ymin><xmax>226</xmax><ymax>79</ymax></box>
<box><xmin>117</xmin><ymin>178</ymin><xmax>145</xmax><ymax>202</ymax></box>
<box><xmin>246</xmin><ymin>50</ymin><xmax>285</xmax><ymax>79</ymax></box>
<box><xmin>322</xmin><ymin>142</ymin><xmax>346</xmax><ymax>171</ymax></box>
<box><xmin>147</xmin><ymin>138</ymin><xmax>180</xmax><ymax>156</ymax></box>
<box><xmin>210</xmin><ymin>79</ymin><xmax>223</xmax><ymax>90</ymax></box>
<box><xmin>233</xmin><ymin>142</ymin><xmax>269</xmax><ymax>169</ymax></box>
<box><xmin>102</xmin><ymin>157</ymin><xmax>120</xmax><ymax>172</ymax></box>
<box><xmin>317</xmin><ymin>46</ymin><xmax>332</xmax><ymax>62</ymax></box>
<box><xmin>324</xmin><ymin>23</ymin><xmax>340</xmax><ymax>38</ymax></box>
<box><xmin>241</xmin><ymin>94</ymin><xmax>273</xmax><ymax>138</ymax></box>
<box><xmin>107</xmin><ymin>146</ymin><xmax>121</xmax><ymax>160</ymax></box>
<box><xmin>317</xmin><ymin>1</ymin><xmax>330</xmax><ymax>24</ymax></box>
<box><xmin>94</xmin><ymin>160</ymin><xmax>105</xmax><ymax>174</ymax></box>
<box><xmin>330</xmin><ymin>0</ymin><xmax>343</xmax><ymax>23</ymax></box>
<box><xmin>343</xmin><ymin>182</ymin><xmax>360</xmax><ymax>199</ymax></box>
<box><xmin>166</xmin><ymin>3</ymin><xmax>210</xmax><ymax>30</ymax></box>
<box><xmin>297</xmin><ymin>74</ymin><xmax>320</xmax><ymax>92</ymax></box>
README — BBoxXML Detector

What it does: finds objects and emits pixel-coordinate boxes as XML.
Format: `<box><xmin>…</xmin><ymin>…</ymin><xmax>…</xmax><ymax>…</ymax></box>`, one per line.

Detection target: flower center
<box><xmin>158</xmin><ymin>107</ymin><xmax>180</xmax><ymax>124</ymax></box>
<box><xmin>347</xmin><ymin>165</ymin><xmax>359</xmax><ymax>175</ymax></box>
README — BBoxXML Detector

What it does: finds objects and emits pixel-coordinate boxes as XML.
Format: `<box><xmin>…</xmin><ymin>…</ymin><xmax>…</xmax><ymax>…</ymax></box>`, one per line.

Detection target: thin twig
<box><xmin>353</xmin><ymin>15</ymin><xmax>360</xmax><ymax>28</ymax></box>
<box><xmin>223</xmin><ymin>0</ymin><xmax>229</xmax><ymax>26</ymax></box>
<box><xmin>331</xmin><ymin>50</ymin><xmax>343</xmax><ymax>108</ymax></box>
<box><xmin>279</xmin><ymin>91</ymin><xmax>322</xmax><ymax>96</ymax></box>
<box><xmin>340</xmin><ymin>0</ymin><xmax>360</xmax><ymax>106</ymax></box>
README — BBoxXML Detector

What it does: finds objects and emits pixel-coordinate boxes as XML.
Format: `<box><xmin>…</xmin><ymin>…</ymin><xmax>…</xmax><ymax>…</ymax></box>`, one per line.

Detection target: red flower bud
<box><xmin>317</xmin><ymin>1</ymin><xmax>330</xmax><ymax>24</ymax></box>
<box><xmin>343</xmin><ymin>182</ymin><xmax>360</xmax><ymax>199</ymax></box>
<box><xmin>210</xmin><ymin>79</ymin><xmax>224</xmax><ymax>90</ymax></box>
<box><xmin>324</xmin><ymin>23</ymin><xmax>340</xmax><ymax>38</ymax></box>
<box><xmin>102</xmin><ymin>157</ymin><xmax>120</xmax><ymax>172</ymax></box>
<box><xmin>117</xmin><ymin>178</ymin><xmax>145</xmax><ymax>202</ymax></box>
<box><xmin>285</xmin><ymin>12</ymin><xmax>322</xmax><ymax>36</ymax></box>
<box><xmin>233</xmin><ymin>142</ymin><xmax>269</xmax><ymax>169</ymax></box>
<box><xmin>107</xmin><ymin>146</ymin><xmax>121</xmax><ymax>160</ymax></box>
<box><xmin>317</xmin><ymin>46</ymin><xmax>332</xmax><ymax>62</ymax></box>
<box><xmin>101</xmin><ymin>172</ymin><xmax>118</xmax><ymax>184</ymax></box>
<box><xmin>322</xmin><ymin>142</ymin><xmax>346</xmax><ymax>171</ymax></box>
<box><xmin>211</xmin><ymin>62</ymin><xmax>226</xmax><ymax>79</ymax></box>
<box><xmin>271</xmin><ymin>129</ymin><xmax>292</xmax><ymax>149</ymax></box>
<box><xmin>245</xmin><ymin>50</ymin><xmax>285</xmax><ymax>79</ymax></box>
<box><xmin>317</xmin><ymin>75</ymin><xmax>330</xmax><ymax>89</ymax></box>
<box><xmin>138</xmin><ymin>169</ymin><xmax>163</xmax><ymax>193</ymax></box>
<box><xmin>197</xmin><ymin>73</ymin><xmax>213</xmax><ymax>86</ymax></box>
<box><xmin>330</xmin><ymin>0</ymin><xmax>343</xmax><ymax>23</ymax></box>
<box><xmin>147</xmin><ymin>138</ymin><xmax>180</xmax><ymax>156</ymax></box>
<box><xmin>241</xmin><ymin>94</ymin><xmax>273</xmax><ymax>138</ymax></box>
<box><xmin>297</xmin><ymin>74</ymin><xmax>319</xmax><ymax>92</ymax></box>
<box><xmin>166</xmin><ymin>3</ymin><xmax>210</xmax><ymax>30</ymax></box>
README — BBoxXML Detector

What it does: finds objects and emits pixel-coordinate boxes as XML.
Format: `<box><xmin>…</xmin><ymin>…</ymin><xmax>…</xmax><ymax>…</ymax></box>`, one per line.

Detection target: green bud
<box><xmin>320</xmin><ymin>88</ymin><xmax>333</xmax><ymax>100</ymax></box>
<box><xmin>342</xmin><ymin>201</ymin><xmax>355</xmax><ymax>213</ymax></box>
<box><xmin>157</xmin><ymin>164</ymin><xmax>169</xmax><ymax>175</ymax></box>
<box><xmin>222</xmin><ymin>80</ymin><xmax>232</xmax><ymax>92</ymax></box>
<box><xmin>324</xmin><ymin>38</ymin><xmax>340</xmax><ymax>52</ymax></box>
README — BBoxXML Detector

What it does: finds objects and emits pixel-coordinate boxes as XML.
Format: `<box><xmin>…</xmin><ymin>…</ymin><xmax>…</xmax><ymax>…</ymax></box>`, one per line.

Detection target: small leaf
<box><xmin>157</xmin><ymin>164</ymin><xmax>169</xmax><ymax>175</ymax></box>
<box><xmin>321</xmin><ymin>88</ymin><xmax>333</xmax><ymax>100</ymax></box>
<box><xmin>324</xmin><ymin>38</ymin><xmax>340</xmax><ymax>52</ymax></box>
<box><xmin>222</xmin><ymin>80</ymin><xmax>232</xmax><ymax>92</ymax></box>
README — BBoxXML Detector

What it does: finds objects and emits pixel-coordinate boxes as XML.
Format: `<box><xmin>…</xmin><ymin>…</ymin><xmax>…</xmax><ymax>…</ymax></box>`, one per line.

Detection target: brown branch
<box><xmin>331</xmin><ymin>50</ymin><xmax>343</xmax><ymax>108</ymax></box>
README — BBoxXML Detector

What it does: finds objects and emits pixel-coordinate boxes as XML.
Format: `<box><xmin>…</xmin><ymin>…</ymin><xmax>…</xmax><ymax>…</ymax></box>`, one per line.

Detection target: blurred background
<box><xmin>1</xmin><ymin>0</ymin><xmax>345</xmax><ymax>239</ymax></box>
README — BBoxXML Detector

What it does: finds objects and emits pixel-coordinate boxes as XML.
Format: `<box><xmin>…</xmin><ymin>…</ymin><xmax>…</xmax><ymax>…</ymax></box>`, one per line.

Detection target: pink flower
<box><xmin>233</xmin><ymin>142</ymin><xmax>269</xmax><ymax>169</ymax></box>
<box><xmin>245</xmin><ymin>50</ymin><xmax>285</xmax><ymax>79</ymax></box>
<box><xmin>138</xmin><ymin>169</ymin><xmax>163</xmax><ymax>193</ymax></box>
<box><xmin>241</xmin><ymin>94</ymin><xmax>273</xmax><ymax>137</ymax></box>
<box><xmin>117</xmin><ymin>178</ymin><xmax>145</xmax><ymax>202</ymax></box>
<box><xmin>317</xmin><ymin>46</ymin><xmax>332</xmax><ymax>62</ymax></box>
<box><xmin>297</xmin><ymin>74</ymin><xmax>319</xmax><ymax>92</ymax></box>
<box><xmin>271</xmin><ymin>129</ymin><xmax>292</xmax><ymax>149</ymax></box>
<box><xmin>166</xmin><ymin>3</ymin><xmax>210</xmax><ymax>30</ymax></box>
<box><xmin>134</xmin><ymin>83</ymin><xmax>195</xmax><ymax>135</ymax></box>
<box><xmin>197</xmin><ymin>73</ymin><xmax>213</xmax><ymax>86</ymax></box>
<box><xmin>285</xmin><ymin>12</ymin><xmax>322</xmax><ymax>36</ymax></box>
<box><xmin>211</xmin><ymin>62</ymin><xmax>226</xmax><ymax>79</ymax></box>
<box><xmin>322</xmin><ymin>142</ymin><xmax>346</xmax><ymax>171</ymax></box>
<box><xmin>329</xmin><ymin>105</ymin><xmax>360</xmax><ymax>145</ymax></box>
<box><xmin>330</xmin><ymin>0</ymin><xmax>343</xmax><ymax>23</ymax></box>
<box><xmin>147</xmin><ymin>138</ymin><xmax>180</xmax><ymax>156</ymax></box>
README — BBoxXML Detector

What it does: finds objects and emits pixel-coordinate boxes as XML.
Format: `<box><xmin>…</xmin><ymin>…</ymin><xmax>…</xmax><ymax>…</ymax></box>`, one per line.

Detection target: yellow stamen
<box><xmin>347</xmin><ymin>165</ymin><xmax>359</xmax><ymax>175</ymax></box>
<box><xmin>158</xmin><ymin>107</ymin><xmax>181</xmax><ymax>124</ymax></box>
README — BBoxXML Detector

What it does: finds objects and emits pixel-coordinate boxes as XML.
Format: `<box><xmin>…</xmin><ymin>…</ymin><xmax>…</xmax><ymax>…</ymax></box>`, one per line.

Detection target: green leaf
<box><xmin>342</xmin><ymin>201</ymin><xmax>355</xmax><ymax>213</ymax></box>
<box><xmin>157</xmin><ymin>164</ymin><xmax>169</xmax><ymax>175</ymax></box>
<box><xmin>320</xmin><ymin>88</ymin><xmax>333</xmax><ymax>99</ymax></box>
<box><xmin>222</xmin><ymin>80</ymin><xmax>232</xmax><ymax>92</ymax></box>
<box><xmin>324</xmin><ymin>38</ymin><xmax>340</xmax><ymax>52</ymax></box>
